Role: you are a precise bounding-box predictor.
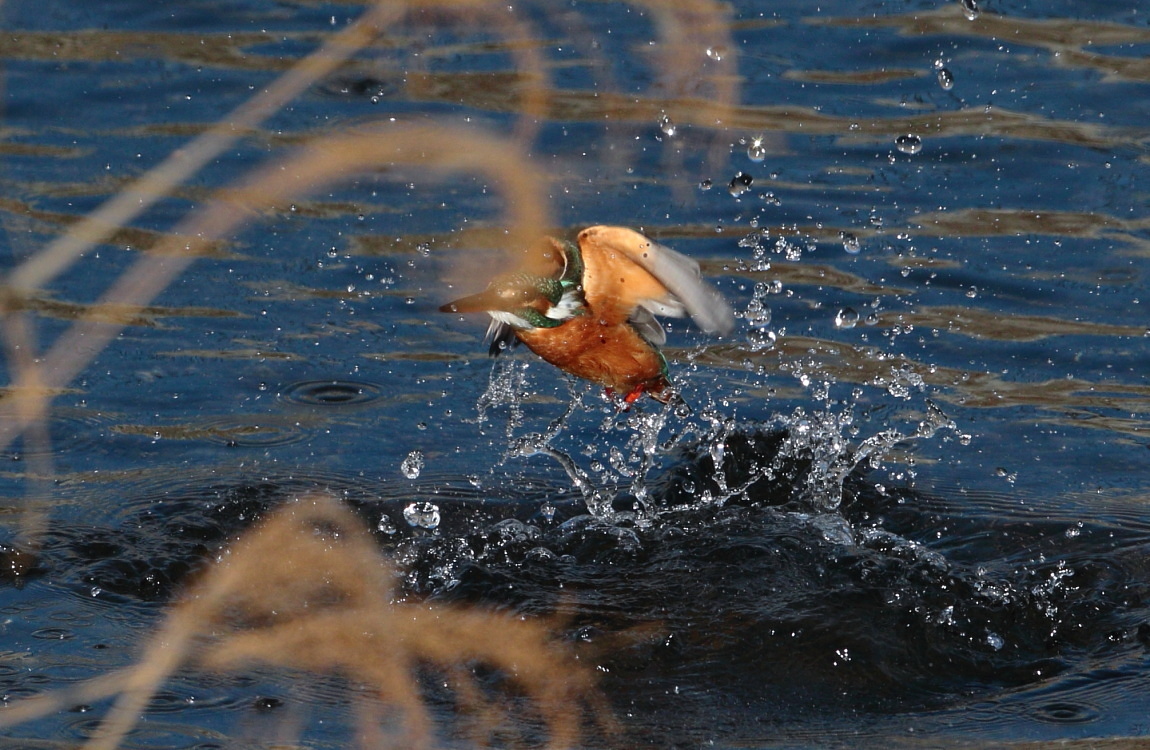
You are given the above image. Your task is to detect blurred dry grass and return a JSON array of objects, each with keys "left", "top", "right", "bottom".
[
  {"left": 0, "top": 0, "right": 741, "bottom": 744},
  {"left": 0, "top": 494, "right": 608, "bottom": 748}
]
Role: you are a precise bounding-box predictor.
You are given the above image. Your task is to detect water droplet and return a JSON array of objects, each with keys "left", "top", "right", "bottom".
[
  {"left": 402, "top": 501, "right": 440, "bottom": 530},
  {"left": 895, "top": 134, "right": 923, "bottom": 155},
  {"left": 747, "top": 329, "right": 777, "bottom": 352},
  {"left": 966, "top": 285, "right": 979, "bottom": 298},
  {"left": 835, "top": 308, "right": 860, "bottom": 329},
  {"left": 540, "top": 502, "right": 557, "bottom": 522},
  {"left": 698, "top": 178, "right": 713, "bottom": 191},
  {"left": 745, "top": 297, "right": 772, "bottom": 327},
  {"left": 658, "top": 112, "right": 676, "bottom": 137},
  {"left": 400, "top": 449, "right": 425, "bottom": 479},
  {"left": 377, "top": 516, "right": 398, "bottom": 535},
  {"left": 705, "top": 45, "right": 727, "bottom": 62},
  {"left": 840, "top": 231, "right": 861, "bottom": 254},
  {"left": 961, "top": 0, "right": 980, "bottom": 21},
  {"left": 936, "top": 66, "right": 955, "bottom": 90},
  {"left": 746, "top": 136, "right": 767, "bottom": 162},
  {"left": 986, "top": 632, "right": 1004, "bottom": 650},
  {"left": 728, "top": 171, "right": 753, "bottom": 197}
]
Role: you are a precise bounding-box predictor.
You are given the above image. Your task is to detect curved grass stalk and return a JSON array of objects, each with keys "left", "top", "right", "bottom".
[
  {"left": 0, "top": 494, "right": 602, "bottom": 749},
  {"left": 0, "top": 120, "right": 551, "bottom": 457}
]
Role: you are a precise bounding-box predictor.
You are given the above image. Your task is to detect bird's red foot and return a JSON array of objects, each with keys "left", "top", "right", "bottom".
[
  {"left": 602, "top": 386, "right": 642, "bottom": 410},
  {"left": 605, "top": 381, "right": 672, "bottom": 408}
]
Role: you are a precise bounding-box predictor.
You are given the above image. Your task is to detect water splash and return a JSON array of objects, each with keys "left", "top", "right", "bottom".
[
  {"left": 461, "top": 223, "right": 957, "bottom": 538},
  {"left": 476, "top": 360, "right": 954, "bottom": 526},
  {"left": 738, "top": 227, "right": 811, "bottom": 270},
  {"left": 403, "top": 500, "right": 441, "bottom": 530},
  {"left": 744, "top": 281, "right": 776, "bottom": 352},
  {"left": 400, "top": 450, "right": 425, "bottom": 479}
]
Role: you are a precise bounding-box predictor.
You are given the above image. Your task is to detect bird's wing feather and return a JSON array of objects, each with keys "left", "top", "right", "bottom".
[
  {"left": 484, "top": 318, "right": 519, "bottom": 356},
  {"left": 577, "top": 225, "right": 735, "bottom": 335},
  {"left": 629, "top": 307, "right": 667, "bottom": 346}
]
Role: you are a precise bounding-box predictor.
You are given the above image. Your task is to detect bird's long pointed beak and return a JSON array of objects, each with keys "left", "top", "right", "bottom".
[{"left": 438, "top": 288, "right": 500, "bottom": 314}]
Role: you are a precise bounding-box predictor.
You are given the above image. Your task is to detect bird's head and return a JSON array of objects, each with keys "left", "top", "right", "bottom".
[{"left": 439, "top": 272, "right": 584, "bottom": 330}]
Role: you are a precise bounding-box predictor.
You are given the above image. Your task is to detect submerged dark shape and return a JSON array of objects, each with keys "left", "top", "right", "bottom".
[{"left": 441, "top": 226, "right": 735, "bottom": 404}]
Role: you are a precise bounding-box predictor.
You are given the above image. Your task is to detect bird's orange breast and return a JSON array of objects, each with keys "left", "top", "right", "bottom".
[{"left": 516, "top": 316, "right": 667, "bottom": 396}]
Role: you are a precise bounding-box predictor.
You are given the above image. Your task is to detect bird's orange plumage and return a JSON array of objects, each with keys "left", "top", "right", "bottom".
[
  {"left": 441, "top": 225, "right": 734, "bottom": 403},
  {"left": 515, "top": 313, "right": 670, "bottom": 399}
]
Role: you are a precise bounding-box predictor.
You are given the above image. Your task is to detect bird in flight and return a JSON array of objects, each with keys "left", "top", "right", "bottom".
[{"left": 440, "top": 225, "right": 734, "bottom": 403}]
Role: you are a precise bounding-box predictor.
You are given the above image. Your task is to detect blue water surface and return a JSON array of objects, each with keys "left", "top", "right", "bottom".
[{"left": 1, "top": 0, "right": 1149, "bottom": 747}]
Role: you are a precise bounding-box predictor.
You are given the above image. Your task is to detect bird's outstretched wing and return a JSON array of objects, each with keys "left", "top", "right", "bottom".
[{"left": 576, "top": 225, "right": 735, "bottom": 336}]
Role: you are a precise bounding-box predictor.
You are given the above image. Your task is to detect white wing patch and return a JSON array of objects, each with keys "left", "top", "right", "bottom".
[
  {"left": 546, "top": 288, "right": 585, "bottom": 321},
  {"left": 487, "top": 310, "right": 533, "bottom": 330}
]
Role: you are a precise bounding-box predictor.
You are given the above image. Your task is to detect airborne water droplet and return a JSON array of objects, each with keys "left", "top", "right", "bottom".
[
  {"left": 747, "top": 328, "right": 777, "bottom": 352},
  {"left": 936, "top": 66, "right": 955, "bottom": 90},
  {"left": 835, "top": 308, "right": 860, "bottom": 329},
  {"left": 403, "top": 501, "right": 440, "bottom": 530},
  {"left": 746, "top": 136, "right": 767, "bottom": 162},
  {"left": 400, "top": 449, "right": 424, "bottom": 479},
  {"left": 745, "top": 298, "right": 772, "bottom": 327},
  {"left": 840, "top": 232, "right": 861, "bottom": 254},
  {"left": 728, "top": 171, "right": 753, "bottom": 197},
  {"left": 961, "top": 0, "right": 980, "bottom": 21},
  {"left": 705, "top": 45, "right": 727, "bottom": 61},
  {"left": 658, "top": 112, "right": 677, "bottom": 137},
  {"left": 895, "top": 134, "right": 923, "bottom": 155}
]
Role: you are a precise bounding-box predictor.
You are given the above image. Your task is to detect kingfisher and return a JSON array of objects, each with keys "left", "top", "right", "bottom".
[{"left": 440, "top": 225, "right": 735, "bottom": 403}]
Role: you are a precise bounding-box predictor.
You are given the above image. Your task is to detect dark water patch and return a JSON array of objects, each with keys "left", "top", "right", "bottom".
[
  {"left": 363, "top": 429, "right": 1150, "bottom": 725},
  {"left": 1032, "top": 700, "right": 1101, "bottom": 725},
  {"left": 318, "top": 70, "right": 404, "bottom": 101},
  {"left": 280, "top": 379, "right": 384, "bottom": 407},
  {"left": 1, "top": 467, "right": 572, "bottom": 604}
]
